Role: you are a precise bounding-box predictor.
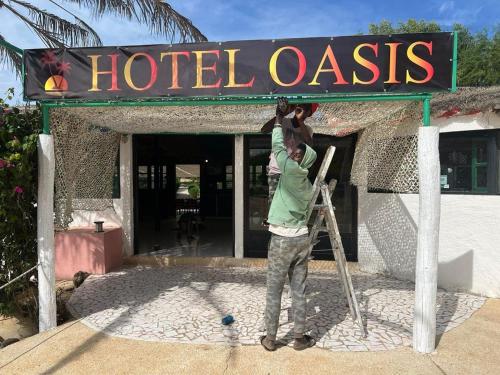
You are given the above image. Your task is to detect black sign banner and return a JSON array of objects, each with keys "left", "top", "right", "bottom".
[{"left": 24, "top": 33, "right": 454, "bottom": 100}]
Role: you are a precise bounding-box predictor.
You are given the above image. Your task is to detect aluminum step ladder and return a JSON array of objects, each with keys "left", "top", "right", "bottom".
[{"left": 307, "top": 146, "right": 366, "bottom": 337}]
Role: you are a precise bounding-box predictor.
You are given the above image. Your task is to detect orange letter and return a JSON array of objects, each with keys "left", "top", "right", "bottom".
[
  {"left": 309, "top": 45, "right": 348, "bottom": 85},
  {"left": 124, "top": 53, "right": 158, "bottom": 91},
  {"left": 352, "top": 43, "right": 380, "bottom": 85},
  {"left": 192, "top": 50, "right": 222, "bottom": 89},
  {"left": 406, "top": 41, "right": 434, "bottom": 84},
  {"left": 384, "top": 42, "right": 402, "bottom": 84},
  {"left": 88, "top": 54, "right": 119, "bottom": 91},
  {"left": 160, "top": 51, "right": 190, "bottom": 89},
  {"left": 269, "top": 46, "right": 306, "bottom": 87},
  {"left": 224, "top": 49, "right": 255, "bottom": 88}
]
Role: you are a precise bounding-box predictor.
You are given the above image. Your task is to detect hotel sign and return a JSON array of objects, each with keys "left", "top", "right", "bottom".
[{"left": 24, "top": 33, "right": 454, "bottom": 100}]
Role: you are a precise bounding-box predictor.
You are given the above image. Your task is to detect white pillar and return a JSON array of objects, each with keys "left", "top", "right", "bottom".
[
  {"left": 234, "top": 135, "right": 244, "bottom": 258},
  {"left": 37, "top": 134, "right": 57, "bottom": 332},
  {"left": 413, "top": 125, "right": 441, "bottom": 353},
  {"left": 120, "top": 135, "right": 134, "bottom": 256}
]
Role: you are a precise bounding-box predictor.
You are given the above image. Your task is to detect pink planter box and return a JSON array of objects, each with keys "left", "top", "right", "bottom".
[{"left": 55, "top": 227, "right": 123, "bottom": 280}]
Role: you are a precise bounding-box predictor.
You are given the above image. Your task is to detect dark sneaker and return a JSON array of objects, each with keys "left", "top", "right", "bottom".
[
  {"left": 260, "top": 335, "right": 277, "bottom": 351},
  {"left": 293, "top": 335, "right": 316, "bottom": 351}
]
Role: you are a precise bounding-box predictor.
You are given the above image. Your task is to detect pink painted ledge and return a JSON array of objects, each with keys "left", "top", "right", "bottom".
[{"left": 55, "top": 227, "right": 123, "bottom": 280}]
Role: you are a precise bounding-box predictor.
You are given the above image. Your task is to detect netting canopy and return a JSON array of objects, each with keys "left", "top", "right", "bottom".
[{"left": 49, "top": 87, "right": 500, "bottom": 228}]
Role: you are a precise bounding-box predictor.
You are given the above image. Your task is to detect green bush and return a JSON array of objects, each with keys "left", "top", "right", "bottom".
[
  {"left": 187, "top": 181, "right": 200, "bottom": 199},
  {"left": 0, "top": 89, "right": 41, "bottom": 317}
]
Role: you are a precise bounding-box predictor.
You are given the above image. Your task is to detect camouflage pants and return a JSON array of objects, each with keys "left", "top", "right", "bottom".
[{"left": 265, "top": 234, "right": 310, "bottom": 337}]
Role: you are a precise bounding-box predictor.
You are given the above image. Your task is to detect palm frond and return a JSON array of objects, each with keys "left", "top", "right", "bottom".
[
  {"left": 0, "top": 34, "right": 22, "bottom": 77},
  {"left": 6, "top": 0, "right": 102, "bottom": 47},
  {"left": 48, "top": 0, "right": 103, "bottom": 46},
  {"left": 61, "top": 0, "right": 207, "bottom": 43}
]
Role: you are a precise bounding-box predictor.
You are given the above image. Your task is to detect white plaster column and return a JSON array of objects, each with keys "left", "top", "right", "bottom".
[
  {"left": 120, "top": 134, "right": 134, "bottom": 256},
  {"left": 37, "top": 134, "right": 57, "bottom": 332},
  {"left": 413, "top": 125, "right": 441, "bottom": 353},
  {"left": 234, "top": 135, "right": 245, "bottom": 258}
]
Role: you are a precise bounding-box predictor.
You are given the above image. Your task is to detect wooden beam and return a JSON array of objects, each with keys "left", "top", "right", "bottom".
[
  {"left": 413, "top": 125, "right": 441, "bottom": 353},
  {"left": 37, "top": 134, "right": 57, "bottom": 331}
]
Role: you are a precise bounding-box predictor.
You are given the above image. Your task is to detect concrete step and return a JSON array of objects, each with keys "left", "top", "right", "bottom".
[{"left": 123, "top": 255, "right": 360, "bottom": 272}]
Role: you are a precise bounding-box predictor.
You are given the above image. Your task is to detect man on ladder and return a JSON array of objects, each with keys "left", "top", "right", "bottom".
[{"left": 260, "top": 97, "right": 318, "bottom": 351}]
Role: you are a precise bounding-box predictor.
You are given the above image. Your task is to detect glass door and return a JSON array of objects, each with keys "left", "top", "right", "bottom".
[
  {"left": 244, "top": 139, "right": 271, "bottom": 257},
  {"left": 244, "top": 134, "right": 358, "bottom": 261}
]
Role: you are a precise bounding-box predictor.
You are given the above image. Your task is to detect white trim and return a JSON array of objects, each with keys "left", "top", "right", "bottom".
[{"left": 234, "top": 135, "right": 244, "bottom": 258}]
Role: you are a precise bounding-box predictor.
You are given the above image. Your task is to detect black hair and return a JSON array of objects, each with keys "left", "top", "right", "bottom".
[{"left": 297, "top": 143, "right": 307, "bottom": 153}]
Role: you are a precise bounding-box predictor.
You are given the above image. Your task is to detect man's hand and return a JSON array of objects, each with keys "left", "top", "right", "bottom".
[
  {"left": 295, "top": 106, "right": 307, "bottom": 122},
  {"left": 275, "top": 97, "right": 296, "bottom": 126},
  {"left": 276, "top": 97, "right": 289, "bottom": 117}
]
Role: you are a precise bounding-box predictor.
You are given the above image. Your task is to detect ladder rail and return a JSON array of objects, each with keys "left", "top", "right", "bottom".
[
  {"left": 308, "top": 180, "right": 337, "bottom": 255},
  {"left": 305, "top": 146, "right": 336, "bottom": 223},
  {"left": 320, "top": 186, "right": 356, "bottom": 319},
  {"left": 305, "top": 148, "right": 367, "bottom": 337},
  {"left": 321, "top": 185, "right": 366, "bottom": 336}
]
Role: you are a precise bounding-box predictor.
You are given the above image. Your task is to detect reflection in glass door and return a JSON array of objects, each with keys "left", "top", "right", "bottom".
[
  {"left": 244, "top": 134, "right": 358, "bottom": 261},
  {"left": 245, "top": 145, "right": 271, "bottom": 256}
]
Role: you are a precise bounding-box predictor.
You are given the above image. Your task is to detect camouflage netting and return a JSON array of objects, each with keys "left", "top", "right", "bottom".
[
  {"left": 50, "top": 87, "right": 500, "bottom": 228},
  {"left": 51, "top": 109, "right": 121, "bottom": 229}
]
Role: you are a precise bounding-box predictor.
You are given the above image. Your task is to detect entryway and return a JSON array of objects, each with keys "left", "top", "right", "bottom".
[{"left": 133, "top": 134, "right": 234, "bottom": 257}]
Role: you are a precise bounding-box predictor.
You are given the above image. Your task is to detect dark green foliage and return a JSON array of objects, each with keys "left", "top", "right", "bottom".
[
  {"left": 0, "top": 88, "right": 41, "bottom": 316},
  {"left": 187, "top": 181, "right": 200, "bottom": 199}
]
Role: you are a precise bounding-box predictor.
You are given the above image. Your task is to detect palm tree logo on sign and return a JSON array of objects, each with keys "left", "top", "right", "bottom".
[{"left": 40, "top": 51, "right": 71, "bottom": 96}]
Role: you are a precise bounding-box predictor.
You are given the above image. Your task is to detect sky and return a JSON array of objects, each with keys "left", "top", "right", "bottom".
[{"left": 1, "top": 0, "right": 498, "bottom": 104}]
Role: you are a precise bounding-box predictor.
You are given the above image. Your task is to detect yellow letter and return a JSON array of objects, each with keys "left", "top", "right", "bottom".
[
  {"left": 406, "top": 41, "right": 434, "bottom": 84},
  {"left": 352, "top": 43, "right": 380, "bottom": 85},
  {"left": 269, "top": 46, "right": 306, "bottom": 87},
  {"left": 224, "top": 49, "right": 255, "bottom": 88},
  {"left": 309, "top": 45, "right": 348, "bottom": 85},
  {"left": 88, "top": 54, "right": 119, "bottom": 92},
  {"left": 160, "top": 51, "right": 190, "bottom": 89},
  {"left": 124, "top": 53, "right": 158, "bottom": 91},
  {"left": 192, "top": 50, "right": 222, "bottom": 89},
  {"left": 384, "top": 42, "right": 402, "bottom": 84}
]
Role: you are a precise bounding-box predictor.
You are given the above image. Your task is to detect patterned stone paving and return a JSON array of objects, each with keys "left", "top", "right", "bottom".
[{"left": 67, "top": 266, "right": 486, "bottom": 352}]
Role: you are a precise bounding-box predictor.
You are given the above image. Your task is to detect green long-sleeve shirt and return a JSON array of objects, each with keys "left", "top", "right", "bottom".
[{"left": 267, "top": 126, "right": 317, "bottom": 229}]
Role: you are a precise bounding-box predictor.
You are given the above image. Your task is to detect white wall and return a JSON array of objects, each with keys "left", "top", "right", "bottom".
[
  {"left": 358, "top": 191, "right": 500, "bottom": 297},
  {"left": 358, "top": 112, "right": 500, "bottom": 297}
]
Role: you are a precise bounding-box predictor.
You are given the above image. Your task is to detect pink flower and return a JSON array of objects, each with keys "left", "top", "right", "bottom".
[
  {"left": 0, "top": 159, "right": 6, "bottom": 168},
  {"left": 14, "top": 186, "right": 23, "bottom": 194}
]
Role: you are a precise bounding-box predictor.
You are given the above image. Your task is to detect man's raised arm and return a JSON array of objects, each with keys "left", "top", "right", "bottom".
[{"left": 272, "top": 98, "right": 296, "bottom": 172}]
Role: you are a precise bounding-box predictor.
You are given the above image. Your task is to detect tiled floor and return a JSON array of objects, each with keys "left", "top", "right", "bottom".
[
  {"left": 68, "top": 266, "right": 486, "bottom": 352},
  {"left": 136, "top": 218, "right": 233, "bottom": 257}
]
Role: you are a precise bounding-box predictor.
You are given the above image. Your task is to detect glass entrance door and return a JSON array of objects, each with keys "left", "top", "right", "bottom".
[{"left": 244, "top": 134, "right": 358, "bottom": 261}]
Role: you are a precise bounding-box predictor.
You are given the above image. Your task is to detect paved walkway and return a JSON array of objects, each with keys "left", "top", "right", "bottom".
[{"left": 67, "top": 266, "right": 484, "bottom": 351}]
